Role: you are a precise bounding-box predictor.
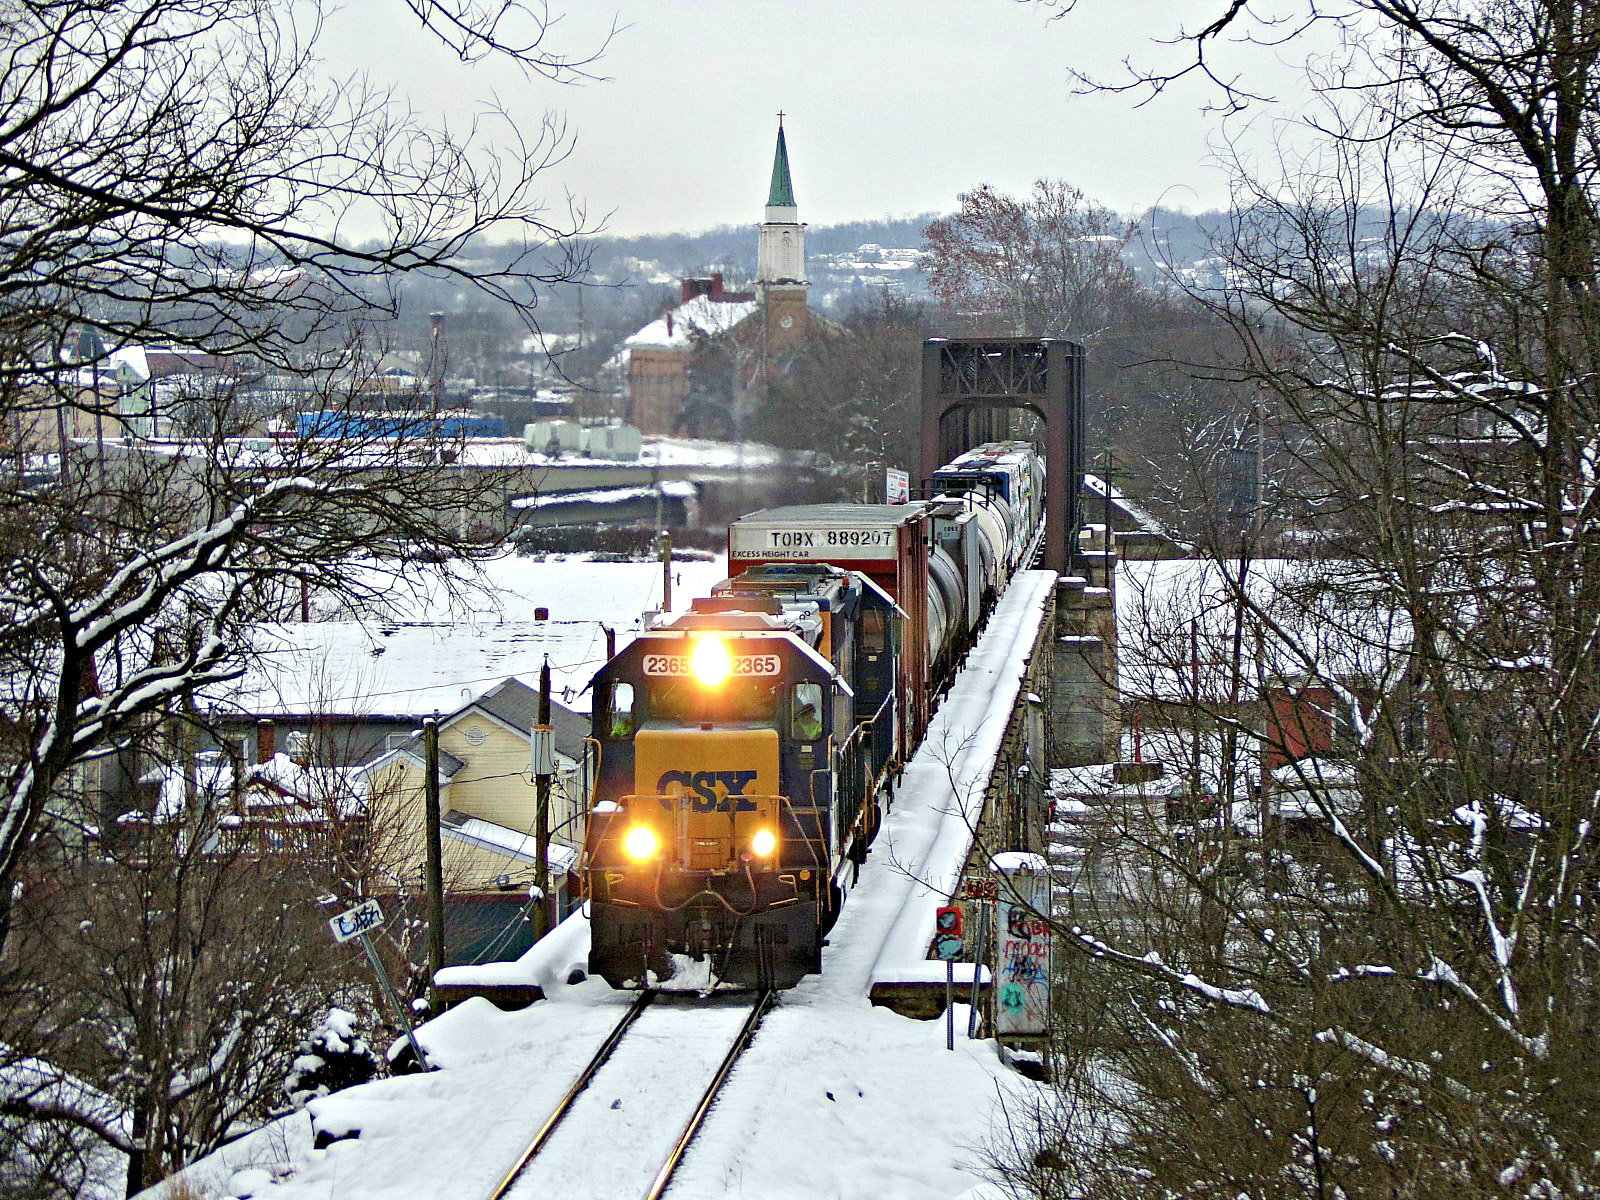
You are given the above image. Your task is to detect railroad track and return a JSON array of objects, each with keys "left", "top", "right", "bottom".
[{"left": 486, "top": 990, "right": 776, "bottom": 1200}]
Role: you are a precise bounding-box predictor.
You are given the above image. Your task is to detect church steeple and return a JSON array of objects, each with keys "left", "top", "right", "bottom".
[
  {"left": 757, "top": 116, "right": 805, "bottom": 289},
  {"left": 767, "top": 120, "right": 796, "bottom": 209}
]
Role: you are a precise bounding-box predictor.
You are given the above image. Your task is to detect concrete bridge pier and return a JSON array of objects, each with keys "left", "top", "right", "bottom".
[{"left": 1050, "top": 563, "right": 1119, "bottom": 768}]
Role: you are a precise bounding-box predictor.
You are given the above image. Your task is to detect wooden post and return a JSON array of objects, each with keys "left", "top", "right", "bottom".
[
  {"left": 1190, "top": 620, "right": 1202, "bottom": 796},
  {"left": 422, "top": 716, "right": 445, "bottom": 1005},
  {"left": 534, "top": 658, "right": 553, "bottom": 939},
  {"left": 661, "top": 531, "right": 673, "bottom": 613}
]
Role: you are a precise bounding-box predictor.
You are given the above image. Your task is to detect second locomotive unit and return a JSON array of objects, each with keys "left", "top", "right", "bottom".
[{"left": 580, "top": 442, "right": 1044, "bottom": 989}]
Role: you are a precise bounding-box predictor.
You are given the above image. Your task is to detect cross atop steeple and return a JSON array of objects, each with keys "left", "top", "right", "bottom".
[{"left": 777, "top": 109, "right": 785, "bottom": 127}]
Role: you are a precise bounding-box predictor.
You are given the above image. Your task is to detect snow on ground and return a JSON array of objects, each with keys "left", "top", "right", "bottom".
[
  {"left": 666, "top": 999, "right": 1032, "bottom": 1200},
  {"left": 149, "top": 567, "right": 1058, "bottom": 1200},
  {"left": 126, "top": 434, "right": 784, "bottom": 475},
  {"left": 151, "top": 973, "right": 1035, "bottom": 1200},
  {"left": 1117, "top": 557, "right": 1410, "bottom": 704},
  {"left": 363, "top": 551, "right": 730, "bottom": 631}
]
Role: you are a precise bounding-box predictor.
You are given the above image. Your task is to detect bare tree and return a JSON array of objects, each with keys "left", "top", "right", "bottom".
[
  {"left": 752, "top": 290, "right": 934, "bottom": 492},
  {"left": 921, "top": 179, "right": 1139, "bottom": 341},
  {"left": 920, "top": 180, "right": 1249, "bottom": 477},
  {"left": 991, "top": 3, "right": 1600, "bottom": 1196},
  {"left": 0, "top": 0, "right": 604, "bottom": 947},
  {"left": 5, "top": 747, "right": 348, "bottom": 1195}
]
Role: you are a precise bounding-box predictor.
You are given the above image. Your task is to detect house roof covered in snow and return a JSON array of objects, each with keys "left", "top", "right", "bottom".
[
  {"left": 243, "top": 752, "right": 368, "bottom": 817},
  {"left": 1117, "top": 557, "right": 1411, "bottom": 705},
  {"left": 622, "top": 294, "right": 760, "bottom": 352},
  {"left": 107, "top": 345, "right": 229, "bottom": 382},
  {"left": 440, "top": 814, "right": 579, "bottom": 873},
  {"left": 215, "top": 623, "right": 608, "bottom": 720}
]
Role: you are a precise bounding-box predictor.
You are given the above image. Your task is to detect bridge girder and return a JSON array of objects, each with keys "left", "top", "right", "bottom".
[{"left": 919, "top": 337, "right": 1086, "bottom": 575}]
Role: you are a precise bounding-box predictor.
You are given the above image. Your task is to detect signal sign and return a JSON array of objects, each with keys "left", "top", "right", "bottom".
[
  {"left": 933, "top": 904, "right": 964, "bottom": 960},
  {"left": 936, "top": 905, "right": 963, "bottom": 938}
]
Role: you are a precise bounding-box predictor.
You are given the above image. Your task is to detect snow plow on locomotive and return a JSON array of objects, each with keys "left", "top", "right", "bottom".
[{"left": 578, "top": 443, "right": 1045, "bottom": 990}]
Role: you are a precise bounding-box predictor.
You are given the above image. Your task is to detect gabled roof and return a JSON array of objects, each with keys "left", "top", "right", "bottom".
[
  {"left": 107, "top": 345, "right": 229, "bottom": 382},
  {"left": 354, "top": 740, "right": 466, "bottom": 785},
  {"left": 216, "top": 622, "right": 605, "bottom": 721},
  {"left": 468, "top": 676, "right": 589, "bottom": 755}
]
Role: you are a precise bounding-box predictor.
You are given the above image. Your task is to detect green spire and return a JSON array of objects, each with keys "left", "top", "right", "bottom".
[{"left": 767, "top": 122, "right": 796, "bottom": 208}]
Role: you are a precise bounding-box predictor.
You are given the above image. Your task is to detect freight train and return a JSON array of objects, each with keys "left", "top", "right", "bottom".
[{"left": 579, "top": 442, "right": 1046, "bottom": 989}]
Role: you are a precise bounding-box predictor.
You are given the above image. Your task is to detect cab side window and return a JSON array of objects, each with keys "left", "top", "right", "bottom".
[
  {"left": 790, "top": 682, "right": 823, "bottom": 742},
  {"left": 860, "top": 609, "right": 887, "bottom": 656},
  {"left": 605, "top": 682, "right": 635, "bottom": 739}
]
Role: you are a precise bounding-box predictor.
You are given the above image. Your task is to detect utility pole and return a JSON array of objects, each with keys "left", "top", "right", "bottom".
[
  {"left": 422, "top": 715, "right": 445, "bottom": 1007},
  {"left": 534, "top": 657, "right": 553, "bottom": 940},
  {"left": 661, "top": 531, "right": 673, "bottom": 613},
  {"left": 1103, "top": 449, "right": 1113, "bottom": 589}
]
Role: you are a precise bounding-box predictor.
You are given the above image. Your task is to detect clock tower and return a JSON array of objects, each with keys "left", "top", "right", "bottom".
[{"left": 757, "top": 116, "right": 808, "bottom": 354}]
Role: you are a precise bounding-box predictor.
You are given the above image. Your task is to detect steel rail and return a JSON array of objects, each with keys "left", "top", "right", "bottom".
[
  {"left": 641, "top": 989, "right": 777, "bottom": 1200},
  {"left": 485, "top": 989, "right": 656, "bottom": 1200}
]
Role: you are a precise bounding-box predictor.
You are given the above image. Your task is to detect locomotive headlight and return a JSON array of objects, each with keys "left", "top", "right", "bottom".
[
  {"left": 690, "top": 635, "right": 732, "bottom": 687},
  {"left": 750, "top": 827, "right": 777, "bottom": 858},
  {"left": 623, "top": 825, "right": 659, "bottom": 861}
]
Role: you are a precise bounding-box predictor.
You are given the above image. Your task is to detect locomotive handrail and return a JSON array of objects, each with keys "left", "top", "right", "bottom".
[{"left": 582, "top": 737, "right": 602, "bottom": 807}]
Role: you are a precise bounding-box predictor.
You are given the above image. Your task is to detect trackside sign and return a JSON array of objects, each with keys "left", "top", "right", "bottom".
[{"left": 327, "top": 897, "right": 383, "bottom": 944}]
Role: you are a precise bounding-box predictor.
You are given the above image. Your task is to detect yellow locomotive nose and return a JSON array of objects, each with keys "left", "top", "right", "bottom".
[{"left": 624, "top": 825, "right": 659, "bottom": 861}]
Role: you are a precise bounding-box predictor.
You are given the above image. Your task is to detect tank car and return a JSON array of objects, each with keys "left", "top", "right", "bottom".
[{"left": 930, "top": 440, "right": 1045, "bottom": 575}]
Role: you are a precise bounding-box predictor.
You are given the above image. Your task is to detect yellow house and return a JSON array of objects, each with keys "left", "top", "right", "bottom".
[{"left": 350, "top": 677, "right": 589, "bottom": 905}]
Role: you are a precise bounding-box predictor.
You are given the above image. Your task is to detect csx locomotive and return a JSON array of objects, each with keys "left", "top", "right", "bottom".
[{"left": 580, "top": 442, "right": 1045, "bottom": 989}]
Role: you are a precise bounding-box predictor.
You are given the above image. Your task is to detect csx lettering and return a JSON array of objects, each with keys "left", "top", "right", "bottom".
[{"left": 655, "top": 769, "right": 758, "bottom": 813}]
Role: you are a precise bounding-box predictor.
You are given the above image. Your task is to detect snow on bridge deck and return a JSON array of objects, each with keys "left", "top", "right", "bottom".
[{"left": 817, "top": 569, "right": 1056, "bottom": 998}]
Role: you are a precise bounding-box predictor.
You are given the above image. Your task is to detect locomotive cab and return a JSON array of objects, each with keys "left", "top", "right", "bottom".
[{"left": 583, "top": 608, "right": 855, "bottom": 990}]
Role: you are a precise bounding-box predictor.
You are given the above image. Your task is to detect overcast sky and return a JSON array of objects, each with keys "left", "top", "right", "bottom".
[{"left": 322, "top": 1, "right": 1315, "bottom": 239}]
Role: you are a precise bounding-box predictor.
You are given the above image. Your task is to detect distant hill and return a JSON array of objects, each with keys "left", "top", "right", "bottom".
[{"left": 385, "top": 206, "right": 1254, "bottom": 372}]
